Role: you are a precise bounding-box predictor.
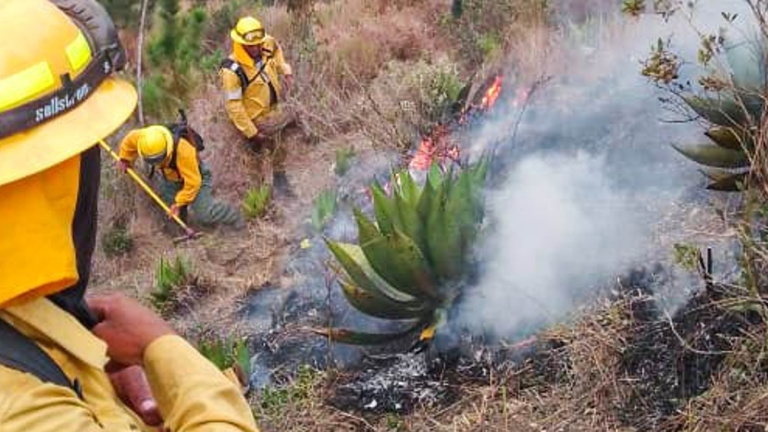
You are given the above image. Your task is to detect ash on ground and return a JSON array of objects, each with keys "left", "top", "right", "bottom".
[{"left": 329, "top": 352, "right": 449, "bottom": 414}]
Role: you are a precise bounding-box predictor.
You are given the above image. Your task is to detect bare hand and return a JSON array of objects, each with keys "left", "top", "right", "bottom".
[
  {"left": 283, "top": 74, "right": 294, "bottom": 96},
  {"left": 117, "top": 160, "right": 130, "bottom": 174},
  {"left": 88, "top": 293, "right": 176, "bottom": 366},
  {"left": 169, "top": 204, "right": 181, "bottom": 219},
  {"left": 109, "top": 365, "right": 163, "bottom": 426}
]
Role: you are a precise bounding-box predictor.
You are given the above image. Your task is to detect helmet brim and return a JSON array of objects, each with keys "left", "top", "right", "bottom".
[
  {"left": 0, "top": 77, "right": 137, "bottom": 186},
  {"left": 230, "top": 29, "right": 264, "bottom": 46}
]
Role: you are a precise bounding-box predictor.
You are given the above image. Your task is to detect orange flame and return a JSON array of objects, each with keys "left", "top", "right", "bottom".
[
  {"left": 479, "top": 76, "right": 503, "bottom": 111},
  {"left": 408, "top": 125, "right": 460, "bottom": 172}
]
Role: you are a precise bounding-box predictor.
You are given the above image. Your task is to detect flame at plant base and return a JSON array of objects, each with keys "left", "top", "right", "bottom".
[
  {"left": 479, "top": 75, "right": 503, "bottom": 111},
  {"left": 313, "top": 158, "right": 490, "bottom": 345},
  {"left": 672, "top": 39, "right": 765, "bottom": 191}
]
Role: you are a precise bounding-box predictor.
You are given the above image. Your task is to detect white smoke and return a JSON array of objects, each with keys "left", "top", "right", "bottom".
[
  {"left": 454, "top": 0, "right": 754, "bottom": 340},
  {"left": 458, "top": 152, "right": 645, "bottom": 337}
]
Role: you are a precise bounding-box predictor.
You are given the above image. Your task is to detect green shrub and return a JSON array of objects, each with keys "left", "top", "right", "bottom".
[
  {"left": 311, "top": 189, "right": 337, "bottom": 231},
  {"left": 334, "top": 147, "right": 356, "bottom": 177},
  {"left": 101, "top": 226, "right": 134, "bottom": 258},
  {"left": 100, "top": 0, "right": 144, "bottom": 28},
  {"left": 143, "top": 0, "right": 208, "bottom": 119},
  {"left": 151, "top": 255, "right": 191, "bottom": 313},
  {"left": 243, "top": 185, "right": 272, "bottom": 219},
  {"left": 198, "top": 336, "right": 252, "bottom": 378},
  {"left": 259, "top": 365, "right": 321, "bottom": 416},
  {"left": 406, "top": 58, "right": 464, "bottom": 127},
  {"left": 478, "top": 33, "right": 502, "bottom": 59}
]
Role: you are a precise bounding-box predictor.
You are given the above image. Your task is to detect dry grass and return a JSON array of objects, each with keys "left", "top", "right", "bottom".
[{"left": 91, "top": 2, "right": 768, "bottom": 431}]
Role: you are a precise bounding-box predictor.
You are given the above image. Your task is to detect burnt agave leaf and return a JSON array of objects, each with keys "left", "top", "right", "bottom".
[
  {"left": 707, "top": 175, "right": 747, "bottom": 191},
  {"left": 705, "top": 126, "right": 752, "bottom": 151},
  {"left": 682, "top": 95, "right": 748, "bottom": 127},
  {"left": 310, "top": 320, "right": 429, "bottom": 345},
  {"left": 672, "top": 143, "right": 750, "bottom": 169}
]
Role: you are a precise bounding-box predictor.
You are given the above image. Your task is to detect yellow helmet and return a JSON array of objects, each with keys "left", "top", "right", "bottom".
[
  {"left": 231, "top": 16, "right": 266, "bottom": 46},
  {"left": 137, "top": 125, "right": 173, "bottom": 164},
  {"left": 0, "top": 0, "right": 137, "bottom": 187}
]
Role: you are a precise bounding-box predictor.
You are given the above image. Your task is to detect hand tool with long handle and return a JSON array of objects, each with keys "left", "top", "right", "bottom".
[{"left": 98, "top": 139, "right": 199, "bottom": 242}]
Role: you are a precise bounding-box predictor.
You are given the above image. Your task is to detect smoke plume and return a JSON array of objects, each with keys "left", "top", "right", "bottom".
[{"left": 455, "top": 0, "right": 752, "bottom": 340}]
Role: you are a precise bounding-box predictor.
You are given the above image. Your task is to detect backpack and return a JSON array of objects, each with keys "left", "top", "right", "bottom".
[
  {"left": 165, "top": 109, "right": 205, "bottom": 174},
  {"left": 220, "top": 58, "right": 278, "bottom": 106},
  {"left": 0, "top": 317, "right": 83, "bottom": 399}
]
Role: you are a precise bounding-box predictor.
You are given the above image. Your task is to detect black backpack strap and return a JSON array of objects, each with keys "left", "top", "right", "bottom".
[
  {"left": 168, "top": 125, "right": 182, "bottom": 174},
  {"left": 221, "top": 58, "right": 250, "bottom": 91},
  {"left": 0, "top": 317, "right": 83, "bottom": 399}
]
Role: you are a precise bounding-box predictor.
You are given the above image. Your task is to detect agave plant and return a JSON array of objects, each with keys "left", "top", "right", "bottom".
[
  {"left": 673, "top": 39, "right": 766, "bottom": 191},
  {"left": 314, "top": 159, "right": 489, "bottom": 345}
]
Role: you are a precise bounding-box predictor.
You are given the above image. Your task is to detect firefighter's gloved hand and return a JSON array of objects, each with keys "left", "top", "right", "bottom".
[
  {"left": 88, "top": 293, "right": 176, "bottom": 366},
  {"left": 108, "top": 364, "right": 163, "bottom": 427}
]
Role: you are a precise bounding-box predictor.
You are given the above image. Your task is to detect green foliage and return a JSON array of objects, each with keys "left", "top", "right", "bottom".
[
  {"left": 668, "top": 39, "right": 764, "bottom": 191},
  {"left": 451, "top": 0, "right": 464, "bottom": 19},
  {"left": 442, "top": 0, "right": 523, "bottom": 63},
  {"left": 143, "top": 0, "right": 209, "bottom": 119},
  {"left": 101, "top": 226, "right": 134, "bottom": 258},
  {"left": 385, "top": 413, "right": 405, "bottom": 431},
  {"left": 99, "top": 0, "right": 144, "bottom": 27},
  {"left": 207, "top": 0, "right": 258, "bottom": 41},
  {"left": 151, "top": 255, "right": 191, "bottom": 313},
  {"left": 311, "top": 189, "right": 338, "bottom": 231},
  {"left": 260, "top": 365, "right": 321, "bottom": 416},
  {"left": 478, "top": 33, "right": 502, "bottom": 59},
  {"left": 622, "top": 0, "right": 646, "bottom": 17},
  {"left": 243, "top": 185, "right": 272, "bottom": 220},
  {"left": 406, "top": 59, "right": 465, "bottom": 127},
  {"left": 198, "top": 336, "right": 252, "bottom": 378},
  {"left": 315, "top": 158, "right": 490, "bottom": 345},
  {"left": 673, "top": 243, "right": 700, "bottom": 272},
  {"left": 334, "top": 147, "right": 356, "bottom": 177},
  {"left": 642, "top": 38, "right": 680, "bottom": 84}
]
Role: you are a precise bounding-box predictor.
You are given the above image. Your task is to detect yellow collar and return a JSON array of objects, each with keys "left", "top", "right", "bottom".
[
  {"left": 0, "top": 298, "right": 108, "bottom": 369},
  {"left": 232, "top": 42, "right": 256, "bottom": 68}
]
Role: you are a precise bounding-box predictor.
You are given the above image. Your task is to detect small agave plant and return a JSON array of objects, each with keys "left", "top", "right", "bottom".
[
  {"left": 314, "top": 159, "right": 489, "bottom": 345},
  {"left": 673, "top": 38, "right": 766, "bottom": 191}
]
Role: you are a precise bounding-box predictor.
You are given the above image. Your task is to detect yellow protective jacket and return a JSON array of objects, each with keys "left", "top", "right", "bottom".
[
  {"left": 220, "top": 36, "right": 293, "bottom": 139},
  {"left": 0, "top": 298, "right": 259, "bottom": 431},
  {"left": 118, "top": 128, "right": 202, "bottom": 206}
]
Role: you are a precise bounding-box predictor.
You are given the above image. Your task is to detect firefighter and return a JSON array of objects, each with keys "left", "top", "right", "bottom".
[
  {"left": 220, "top": 16, "right": 296, "bottom": 196},
  {"left": 0, "top": 1, "right": 258, "bottom": 430},
  {"left": 118, "top": 125, "right": 244, "bottom": 229}
]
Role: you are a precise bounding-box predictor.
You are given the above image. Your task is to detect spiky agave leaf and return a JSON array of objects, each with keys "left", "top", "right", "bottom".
[
  {"left": 355, "top": 209, "right": 438, "bottom": 299},
  {"left": 430, "top": 173, "right": 472, "bottom": 281},
  {"left": 397, "top": 170, "right": 421, "bottom": 207},
  {"left": 339, "top": 278, "right": 430, "bottom": 320},
  {"left": 725, "top": 39, "right": 766, "bottom": 101},
  {"left": 698, "top": 167, "right": 749, "bottom": 191},
  {"left": 672, "top": 143, "right": 750, "bottom": 169},
  {"left": 394, "top": 192, "right": 427, "bottom": 256},
  {"left": 705, "top": 126, "right": 752, "bottom": 151},
  {"left": 428, "top": 163, "right": 445, "bottom": 188},
  {"left": 682, "top": 95, "right": 748, "bottom": 127},
  {"left": 325, "top": 240, "right": 420, "bottom": 303},
  {"left": 707, "top": 173, "right": 748, "bottom": 191},
  {"left": 371, "top": 182, "right": 399, "bottom": 236},
  {"left": 311, "top": 319, "right": 429, "bottom": 345}
]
